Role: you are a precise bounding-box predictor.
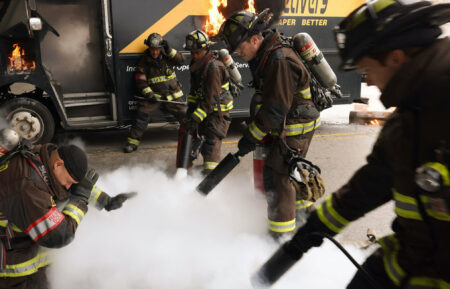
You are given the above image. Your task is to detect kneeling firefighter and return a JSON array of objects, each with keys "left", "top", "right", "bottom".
[
  {"left": 177, "top": 30, "right": 234, "bottom": 175},
  {"left": 218, "top": 9, "right": 326, "bottom": 239},
  {"left": 251, "top": 1, "right": 450, "bottom": 288},
  {"left": 0, "top": 128, "right": 135, "bottom": 288},
  {"left": 124, "top": 32, "right": 186, "bottom": 153}
]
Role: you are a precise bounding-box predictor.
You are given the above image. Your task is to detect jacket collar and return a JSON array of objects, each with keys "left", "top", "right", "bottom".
[{"left": 189, "top": 50, "right": 212, "bottom": 73}]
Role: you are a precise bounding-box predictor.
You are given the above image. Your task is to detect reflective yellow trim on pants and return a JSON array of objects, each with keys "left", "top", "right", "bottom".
[
  {"left": 249, "top": 121, "right": 266, "bottom": 141},
  {"left": 193, "top": 108, "right": 207, "bottom": 122},
  {"left": 268, "top": 219, "right": 296, "bottom": 233},
  {"left": 127, "top": 137, "right": 140, "bottom": 146},
  {"left": 379, "top": 234, "right": 405, "bottom": 286},
  {"left": 203, "top": 162, "right": 218, "bottom": 170},
  {"left": 316, "top": 195, "right": 349, "bottom": 233},
  {"left": 409, "top": 277, "right": 450, "bottom": 289},
  {"left": 0, "top": 252, "right": 50, "bottom": 277}
]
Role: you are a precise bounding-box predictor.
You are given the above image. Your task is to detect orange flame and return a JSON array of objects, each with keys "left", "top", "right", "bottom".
[
  {"left": 369, "top": 119, "right": 380, "bottom": 126},
  {"left": 247, "top": 0, "right": 256, "bottom": 13},
  {"left": 204, "top": 0, "right": 228, "bottom": 36},
  {"left": 11, "top": 43, "right": 23, "bottom": 57}
]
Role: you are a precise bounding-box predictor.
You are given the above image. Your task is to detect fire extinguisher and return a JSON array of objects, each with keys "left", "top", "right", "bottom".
[
  {"left": 253, "top": 137, "right": 272, "bottom": 195},
  {"left": 0, "top": 128, "right": 20, "bottom": 158}
]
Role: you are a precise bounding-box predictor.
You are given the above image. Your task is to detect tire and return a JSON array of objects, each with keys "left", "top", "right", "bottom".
[{"left": 2, "top": 97, "right": 55, "bottom": 144}]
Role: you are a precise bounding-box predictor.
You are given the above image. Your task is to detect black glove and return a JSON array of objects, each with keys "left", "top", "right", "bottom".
[
  {"left": 161, "top": 40, "right": 170, "bottom": 54},
  {"left": 284, "top": 213, "right": 325, "bottom": 259},
  {"left": 144, "top": 92, "right": 157, "bottom": 103},
  {"left": 104, "top": 192, "right": 137, "bottom": 211},
  {"left": 71, "top": 168, "right": 99, "bottom": 205},
  {"left": 237, "top": 134, "right": 256, "bottom": 156},
  {"left": 185, "top": 118, "right": 199, "bottom": 133}
]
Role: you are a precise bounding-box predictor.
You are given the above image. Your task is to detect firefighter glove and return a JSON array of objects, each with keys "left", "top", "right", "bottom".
[
  {"left": 71, "top": 168, "right": 99, "bottom": 205},
  {"left": 104, "top": 192, "right": 137, "bottom": 211},
  {"left": 237, "top": 133, "right": 256, "bottom": 156},
  {"left": 161, "top": 40, "right": 170, "bottom": 54},
  {"left": 285, "top": 214, "right": 324, "bottom": 259}
]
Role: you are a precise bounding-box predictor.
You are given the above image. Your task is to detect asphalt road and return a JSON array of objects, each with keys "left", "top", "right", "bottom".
[{"left": 59, "top": 120, "right": 395, "bottom": 245}]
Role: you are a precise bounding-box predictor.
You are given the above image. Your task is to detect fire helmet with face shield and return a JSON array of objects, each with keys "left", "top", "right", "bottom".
[
  {"left": 334, "top": 0, "right": 450, "bottom": 71},
  {"left": 144, "top": 33, "right": 163, "bottom": 48},
  {"left": 184, "top": 30, "right": 210, "bottom": 51},
  {"left": 218, "top": 8, "right": 272, "bottom": 53}
]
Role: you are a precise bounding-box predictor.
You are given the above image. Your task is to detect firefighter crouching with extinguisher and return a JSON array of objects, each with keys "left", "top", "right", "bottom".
[
  {"left": 0, "top": 129, "right": 135, "bottom": 289},
  {"left": 219, "top": 10, "right": 324, "bottom": 240},
  {"left": 251, "top": 1, "right": 450, "bottom": 288},
  {"left": 124, "top": 32, "right": 186, "bottom": 153},
  {"left": 180, "top": 30, "right": 233, "bottom": 175}
]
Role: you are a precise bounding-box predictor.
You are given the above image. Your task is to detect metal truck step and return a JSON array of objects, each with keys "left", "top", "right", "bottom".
[{"left": 63, "top": 92, "right": 111, "bottom": 108}]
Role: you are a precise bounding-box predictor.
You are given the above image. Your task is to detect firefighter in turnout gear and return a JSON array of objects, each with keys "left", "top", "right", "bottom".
[
  {"left": 220, "top": 10, "right": 321, "bottom": 239},
  {"left": 0, "top": 143, "right": 134, "bottom": 288},
  {"left": 183, "top": 30, "right": 233, "bottom": 175},
  {"left": 252, "top": 1, "right": 450, "bottom": 288},
  {"left": 124, "top": 32, "right": 186, "bottom": 153}
]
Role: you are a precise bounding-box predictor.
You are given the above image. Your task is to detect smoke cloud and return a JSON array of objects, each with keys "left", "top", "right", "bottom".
[{"left": 48, "top": 165, "right": 375, "bottom": 289}]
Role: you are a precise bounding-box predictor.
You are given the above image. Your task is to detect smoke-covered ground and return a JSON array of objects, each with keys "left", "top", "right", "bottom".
[{"left": 49, "top": 164, "right": 376, "bottom": 289}]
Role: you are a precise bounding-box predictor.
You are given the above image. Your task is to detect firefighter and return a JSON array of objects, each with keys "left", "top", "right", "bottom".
[
  {"left": 219, "top": 10, "right": 321, "bottom": 239},
  {"left": 0, "top": 143, "right": 134, "bottom": 288},
  {"left": 183, "top": 30, "right": 233, "bottom": 175},
  {"left": 124, "top": 32, "right": 186, "bottom": 153},
  {"left": 253, "top": 0, "right": 450, "bottom": 288}
]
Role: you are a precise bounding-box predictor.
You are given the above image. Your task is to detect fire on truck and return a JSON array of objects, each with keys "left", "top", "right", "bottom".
[{"left": 0, "top": 0, "right": 364, "bottom": 143}]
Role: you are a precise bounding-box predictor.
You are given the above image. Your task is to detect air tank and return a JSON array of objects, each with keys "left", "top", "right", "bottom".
[
  {"left": 0, "top": 128, "right": 20, "bottom": 158},
  {"left": 219, "top": 49, "right": 242, "bottom": 85},
  {"left": 293, "top": 33, "right": 337, "bottom": 89}
]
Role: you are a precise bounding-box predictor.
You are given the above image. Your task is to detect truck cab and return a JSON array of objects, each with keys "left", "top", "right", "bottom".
[{"left": 0, "top": 0, "right": 363, "bottom": 144}]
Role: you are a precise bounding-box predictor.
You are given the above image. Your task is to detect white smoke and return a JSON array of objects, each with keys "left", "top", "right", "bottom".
[{"left": 48, "top": 165, "right": 375, "bottom": 289}]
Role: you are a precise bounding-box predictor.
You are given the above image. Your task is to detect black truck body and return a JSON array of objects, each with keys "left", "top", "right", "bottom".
[{"left": 0, "top": 0, "right": 363, "bottom": 143}]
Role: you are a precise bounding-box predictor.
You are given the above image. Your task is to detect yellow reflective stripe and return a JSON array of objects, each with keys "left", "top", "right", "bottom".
[
  {"left": 0, "top": 220, "right": 22, "bottom": 232},
  {"left": 393, "top": 190, "right": 423, "bottom": 221},
  {"left": 142, "top": 87, "right": 152, "bottom": 95},
  {"left": 420, "top": 195, "right": 450, "bottom": 222},
  {"left": 295, "top": 87, "right": 311, "bottom": 99},
  {"left": 0, "top": 160, "right": 9, "bottom": 172},
  {"left": 214, "top": 101, "right": 234, "bottom": 112},
  {"left": 350, "top": 0, "right": 396, "bottom": 30},
  {"left": 168, "top": 48, "right": 177, "bottom": 58},
  {"left": 283, "top": 118, "right": 321, "bottom": 136},
  {"left": 296, "top": 200, "right": 314, "bottom": 210},
  {"left": 0, "top": 252, "right": 50, "bottom": 277},
  {"left": 379, "top": 235, "right": 406, "bottom": 286},
  {"left": 89, "top": 184, "right": 103, "bottom": 208},
  {"left": 268, "top": 219, "right": 296, "bottom": 233},
  {"left": 188, "top": 94, "right": 198, "bottom": 103},
  {"left": 148, "top": 73, "right": 176, "bottom": 84},
  {"left": 409, "top": 277, "right": 450, "bottom": 289},
  {"left": 193, "top": 108, "right": 207, "bottom": 121},
  {"left": 203, "top": 162, "right": 218, "bottom": 170},
  {"left": 249, "top": 121, "right": 266, "bottom": 141},
  {"left": 424, "top": 162, "right": 449, "bottom": 186},
  {"left": 316, "top": 195, "right": 349, "bottom": 233},
  {"left": 221, "top": 82, "right": 230, "bottom": 90},
  {"left": 127, "top": 137, "right": 140, "bottom": 146},
  {"left": 165, "top": 90, "right": 184, "bottom": 101},
  {"left": 62, "top": 203, "right": 85, "bottom": 225}
]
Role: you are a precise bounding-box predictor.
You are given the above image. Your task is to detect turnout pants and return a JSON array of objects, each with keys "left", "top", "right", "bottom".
[
  {"left": 0, "top": 267, "right": 48, "bottom": 289},
  {"left": 263, "top": 130, "right": 315, "bottom": 238},
  {"left": 198, "top": 111, "right": 231, "bottom": 174},
  {"left": 129, "top": 99, "right": 186, "bottom": 140}
]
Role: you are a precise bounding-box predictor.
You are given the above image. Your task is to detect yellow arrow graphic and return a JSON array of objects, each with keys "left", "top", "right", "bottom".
[{"left": 120, "top": 0, "right": 210, "bottom": 54}]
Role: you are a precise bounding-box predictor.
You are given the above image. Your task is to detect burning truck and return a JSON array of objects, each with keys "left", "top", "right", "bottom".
[{"left": 0, "top": 0, "right": 364, "bottom": 143}]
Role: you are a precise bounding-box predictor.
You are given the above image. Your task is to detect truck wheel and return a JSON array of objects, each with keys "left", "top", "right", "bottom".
[{"left": 2, "top": 98, "right": 55, "bottom": 144}]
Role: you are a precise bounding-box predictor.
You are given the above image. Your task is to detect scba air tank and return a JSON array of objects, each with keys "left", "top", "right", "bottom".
[
  {"left": 293, "top": 32, "right": 337, "bottom": 89},
  {"left": 219, "top": 49, "right": 242, "bottom": 85},
  {"left": 0, "top": 128, "right": 20, "bottom": 158}
]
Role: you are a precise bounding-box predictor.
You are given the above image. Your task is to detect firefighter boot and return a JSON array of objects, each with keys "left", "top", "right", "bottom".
[{"left": 123, "top": 138, "right": 140, "bottom": 153}]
